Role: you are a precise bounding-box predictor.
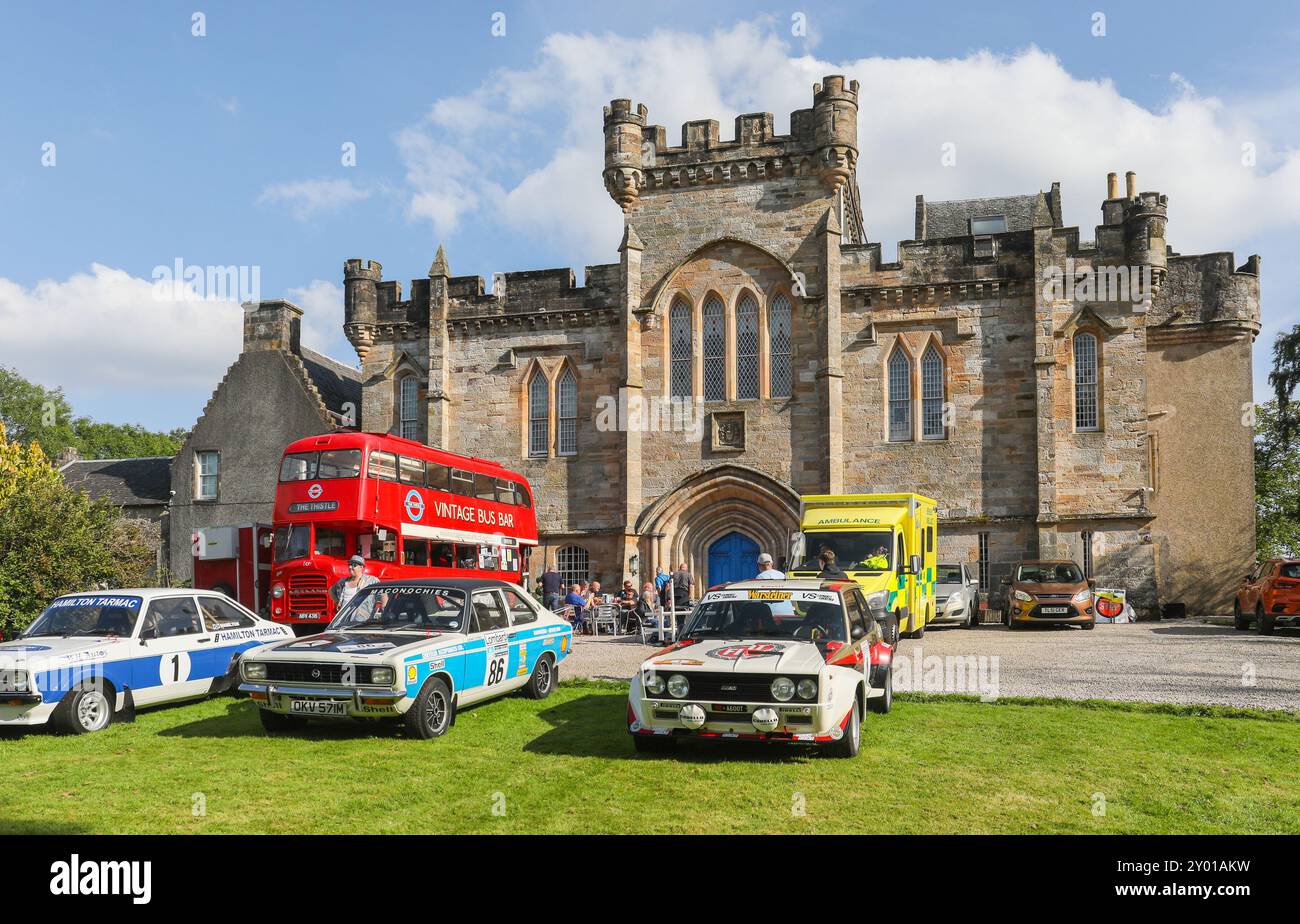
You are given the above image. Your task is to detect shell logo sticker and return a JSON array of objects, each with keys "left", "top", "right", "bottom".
[
  {"left": 707, "top": 643, "right": 786, "bottom": 660},
  {"left": 406, "top": 665, "right": 418, "bottom": 684}
]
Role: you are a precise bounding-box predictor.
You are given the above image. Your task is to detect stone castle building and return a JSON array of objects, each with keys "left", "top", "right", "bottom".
[{"left": 339, "top": 75, "right": 1261, "bottom": 617}]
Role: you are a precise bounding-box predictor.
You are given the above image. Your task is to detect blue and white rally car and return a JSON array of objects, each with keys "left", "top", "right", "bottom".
[
  {"left": 239, "top": 578, "right": 571, "bottom": 738},
  {"left": 0, "top": 589, "right": 293, "bottom": 734}
]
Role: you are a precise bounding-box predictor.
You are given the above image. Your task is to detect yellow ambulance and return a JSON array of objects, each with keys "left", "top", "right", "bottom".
[{"left": 788, "top": 493, "right": 938, "bottom": 645}]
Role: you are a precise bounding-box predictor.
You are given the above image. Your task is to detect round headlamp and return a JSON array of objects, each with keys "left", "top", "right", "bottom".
[
  {"left": 646, "top": 673, "right": 666, "bottom": 695},
  {"left": 667, "top": 674, "right": 690, "bottom": 698},
  {"left": 796, "top": 678, "right": 817, "bottom": 700},
  {"left": 770, "top": 676, "right": 795, "bottom": 701},
  {"left": 271, "top": 583, "right": 285, "bottom": 599}
]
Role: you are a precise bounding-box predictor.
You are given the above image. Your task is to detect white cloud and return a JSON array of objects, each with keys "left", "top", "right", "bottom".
[
  {"left": 285, "top": 279, "right": 354, "bottom": 361},
  {"left": 0, "top": 264, "right": 242, "bottom": 404},
  {"left": 257, "top": 177, "right": 371, "bottom": 221},
  {"left": 395, "top": 24, "right": 1300, "bottom": 266}
]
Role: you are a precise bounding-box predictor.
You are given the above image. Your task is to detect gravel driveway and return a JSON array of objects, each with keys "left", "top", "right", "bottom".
[{"left": 561, "top": 621, "right": 1300, "bottom": 712}]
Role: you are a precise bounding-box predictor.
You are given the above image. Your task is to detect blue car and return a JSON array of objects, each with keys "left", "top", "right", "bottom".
[{"left": 239, "top": 578, "right": 572, "bottom": 738}]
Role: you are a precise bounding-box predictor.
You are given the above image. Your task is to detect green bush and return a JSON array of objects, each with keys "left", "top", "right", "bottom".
[{"left": 0, "top": 426, "right": 154, "bottom": 637}]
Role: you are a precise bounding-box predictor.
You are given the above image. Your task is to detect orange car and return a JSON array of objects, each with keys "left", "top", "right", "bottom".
[{"left": 1234, "top": 559, "right": 1300, "bottom": 635}]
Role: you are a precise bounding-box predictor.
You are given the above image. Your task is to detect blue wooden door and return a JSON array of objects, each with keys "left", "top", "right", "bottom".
[{"left": 707, "top": 532, "right": 760, "bottom": 587}]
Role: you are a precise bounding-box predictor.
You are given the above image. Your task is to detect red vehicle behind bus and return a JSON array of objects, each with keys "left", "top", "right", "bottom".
[{"left": 268, "top": 431, "right": 538, "bottom": 628}]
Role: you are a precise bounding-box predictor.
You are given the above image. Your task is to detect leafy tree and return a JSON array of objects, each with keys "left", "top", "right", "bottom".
[
  {"left": 0, "top": 425, "right": 154, "bottom": 637},
  {"left": 1255, "top": 401, "right": 1300, "bottom": 559},
  {"left": 1269, "top": 322, "right": 1300, "bottom": 437},
  {"left": 0, "top": 365, "right": 184, "bottom": 461}
]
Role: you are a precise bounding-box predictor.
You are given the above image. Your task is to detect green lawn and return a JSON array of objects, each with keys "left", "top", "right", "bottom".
[{"left": 2, "top": 681, "right": 1297, "bottom": 834}]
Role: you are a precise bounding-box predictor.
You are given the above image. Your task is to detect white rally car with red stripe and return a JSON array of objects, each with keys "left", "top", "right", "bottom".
[{"left": 627, "top": 580, "right": 893, "bottom": 758}]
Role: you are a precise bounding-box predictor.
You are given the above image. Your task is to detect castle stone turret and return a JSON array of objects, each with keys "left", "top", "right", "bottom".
[
  {"left": 602, "top": 99, "right": 646, "bottom": 211},
  {"left": 812, "top": 75, "right": 859, "bottom": 190},
  {"left": 343, "top": 258, "right": 381, "bottom": 362}
]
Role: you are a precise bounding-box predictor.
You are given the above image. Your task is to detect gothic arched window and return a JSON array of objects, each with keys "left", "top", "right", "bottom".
[
  {"left": 736, "top": 293, "right": 759, "bottom": 400},
  {"left": 1073, "top": 332, "right": 1100, "bottom": 431},
  {"left": 669, "top": 299, "right": 693, "bottom": 399},
  {"left": 398, "top": 375, "right": 419, "bottom": 441},
  {"left": 527, "top": 370, "right": 549, "bottom": 457},
  {"left": 921, "top": 344, "right": 945, "bottom": 440},
  {"left": 769, "top": 292, "right": 792, "bottom": 399},
  {"left": 888, "top": 347, "right": 912, "bottom": 442},
  {"left": 702, "top": 295, "right": 726, "bottom": 402},
  {"left": 557, "top": 367, "right": 577, "bottom": 456}
]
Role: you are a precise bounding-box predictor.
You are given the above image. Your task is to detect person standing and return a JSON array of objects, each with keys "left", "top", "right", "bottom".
[
  {"left": 331, "top": 555, "right": 378, "bottom": 610},
  {"left": 754, "top": 552, "right": 786, "bottom": 580},
  {"left": 672, "top": 562, "right": 693, "bottom": 609},
  {"left": 654, "top": 565, "right": 672, "bottom": 594},
  {"left": 540, "top": 563, "right": 564, "bottom": 611}
]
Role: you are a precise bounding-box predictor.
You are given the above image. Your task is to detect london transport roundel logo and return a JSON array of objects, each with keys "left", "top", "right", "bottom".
[
  {"left": 307, "top": 483, "right": 323, "bottom": 500},
  {"left": 404, "top": 489, "right": 425, "bottom": 521}
]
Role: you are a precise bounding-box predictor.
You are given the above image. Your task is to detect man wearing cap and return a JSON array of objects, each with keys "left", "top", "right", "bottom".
[
  {"left": 331, "top": 555, "right": 379, "bottom": 610},
  {"left": 754, "top": 553, "right": 786, "bottom": 580}
]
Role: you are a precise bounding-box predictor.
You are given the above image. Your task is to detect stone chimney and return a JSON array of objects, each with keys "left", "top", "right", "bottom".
[
  {"left": 1106, "top": 172, "right": 1118, "bottom": 199},
  {"left": 1125, "top": 170, "right": 1137, "bottom": 199},
  {"left": 242, "top": 300, "right": 302, "bottom": 354}
]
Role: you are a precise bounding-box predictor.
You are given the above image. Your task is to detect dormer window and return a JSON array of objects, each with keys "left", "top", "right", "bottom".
[{"left": 970, "top": 215, "right": 1007, "bottom": 235}]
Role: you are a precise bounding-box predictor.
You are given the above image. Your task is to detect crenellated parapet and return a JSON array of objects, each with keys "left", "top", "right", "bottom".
[{"left": 602, "top": 75, "right": 859, "bottom": 210}]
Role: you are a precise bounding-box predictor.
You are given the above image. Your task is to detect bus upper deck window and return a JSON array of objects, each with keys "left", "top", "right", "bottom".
[
  {"left": 514, "top": 482, "right": 532, "bottom": 508},
  {"left": 399, "top": 455, "right": 426, "bottom": 486},
  {"left": 450, "top": 468, "right": 475, "bottom": 497},
  {"left": 426, "top": 463, "right": 450, "bottom": 492},
  {"left": 279, "top": 453, "right": 317, "bottom": 482},
  {"left": 475, "top": 474, "right": 497, "bottom": 501},
  {"left": 494, "top": 479, "right": 518, "bottom": 505},
  {"left": 369, "top": 451, "right": 397, "bottom": 481},
  {"left": 318, "top": 449, "right": 361, "bottom": 479}
]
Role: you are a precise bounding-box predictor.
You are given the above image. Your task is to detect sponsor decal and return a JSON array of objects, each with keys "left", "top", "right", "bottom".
[
  {"left": 336, "top": 642, "right": 395, "bottom": 653},
  {"left": 747, "top": 590, "right": 792, "bottom": 600},
  {"left": 1, "top": 644, "right": 51, "bottom": 652},
  {"left": 652, "top": 658, "right": 704, "bottom": 666},
  {"left": 428, "top": 659, "right": 445, "bottom": 670},
  {"left": 406, "top": 665, "right": 418, "bottom": 683},
  {"left": 50, "top": 595, "right": 141, "bottom": 609},
  {"left": 707, "top": 643, "right": 786, "bottom": 661}
]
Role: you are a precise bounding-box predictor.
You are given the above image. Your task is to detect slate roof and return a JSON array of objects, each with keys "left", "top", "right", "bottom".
[
  {"left": 60, "top": 456, "right": 173, "bottom": 508},
  {"left": 299, "top": 348, "right": 363, "bottom": 419},
  {"left": 919, "top": 192, "right": 1056, "bottom": 240}
]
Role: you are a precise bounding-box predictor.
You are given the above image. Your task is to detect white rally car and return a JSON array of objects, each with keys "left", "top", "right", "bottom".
[
  {"left": 0, "top": 589, "right": 292, "bottom": 734},
  {"left": 239, "top": 578, "right": 571, "bottom": 738},
  {"left": 627, "top": 580, "right": 893, "bottom": 757}
]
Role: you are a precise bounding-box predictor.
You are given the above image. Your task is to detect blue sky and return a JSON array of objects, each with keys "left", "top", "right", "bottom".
[{"left": 2, "top": 0, "right": 1297, "bottom": 430}]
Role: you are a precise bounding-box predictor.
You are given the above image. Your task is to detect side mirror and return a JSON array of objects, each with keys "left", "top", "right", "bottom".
[
  {"left": 850, "top": 624, "right": 866, "bottom": 641},
  {"left": 909, "top": 554, "right": 921, "bottom": 575}
]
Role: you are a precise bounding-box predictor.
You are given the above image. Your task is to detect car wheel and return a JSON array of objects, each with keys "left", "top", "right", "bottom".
[
  {"left": 882, "top": 611, "right": 900, "bottom": 647},
  {"left": 523, "top": 654, "right": 556, "bottom": 700},
  {"left": 828, "top": 700, "right": 861, "bottom": 758},
  {"left": 633, "top": 734, "right": 677, "bottom": 753},
  {"left": 403, "top": 677, "right": 454, "bottom": 739},
  {"left": 1256, "top": 605, "right": 1275, "bottom": 636},
  {"left": 1233, "top": 600, "right": 1249, "bottom": 631},
  {"left": 258, "top": 708, "right": 307, "bottom": 733},
  {"left": 55, "top": 682, "right": 114, "bottom": 734},
  {"left": 868, "top": 666, "right": 893, "bottom": 714},
  {"left": 1081, "top": 620, "right": 1095, "bottom": 631}
]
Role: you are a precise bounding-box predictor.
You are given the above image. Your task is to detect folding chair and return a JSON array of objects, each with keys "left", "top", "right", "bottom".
[{"left": 591, "top": 604, "right": 619, "bottom": 636}]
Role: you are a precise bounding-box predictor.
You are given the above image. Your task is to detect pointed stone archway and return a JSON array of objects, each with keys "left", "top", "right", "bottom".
[{"left": 635, "top": 465, "right": 801, "bottom": 587}]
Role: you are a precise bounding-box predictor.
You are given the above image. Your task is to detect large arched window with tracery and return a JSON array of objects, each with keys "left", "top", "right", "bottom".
[
  {"left": 702, "top": 296, "right": 726, "bottom": 402},
  {"left": 669, "top": 299, "right": 693, "bottom": 399},
  {"left": 769, "top": 293, "right": 792, "bottom": 399},
  {"left": 736, "top": 293, "right": 760, "bottom": 400},
  {"left": 921, "top": 344, "right": 945, "bottom": 440}
]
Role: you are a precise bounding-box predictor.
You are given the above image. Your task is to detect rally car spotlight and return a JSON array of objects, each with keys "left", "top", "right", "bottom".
[
  {"left": 242, "top": 661, "right": 268, "bottom": 681},
  {"left": 667, "top": 674, "right": 690, "bottom": 698},
  {"left": 752, "top": 707, "right": 780, "bottom": 732},
  {"left": 678, "top": 703, "right": 706, "bottom": 729},
  {"left": 796, "top": 678, "right": 817, "bottom": 700},
  {"left": 645, "top": 673, "right": 666, "bottom": 695},
  {"left": 771, "top": 676, "right": 795, "bottom": 701}
]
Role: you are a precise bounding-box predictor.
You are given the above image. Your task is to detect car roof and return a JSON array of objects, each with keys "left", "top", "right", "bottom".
[
  {"left": 1016, "top": 560, "right": 1079, "bottom": 567},
  {"left": 368, "top": 577, "right": 522, "bottom": 591},
  {"left": 707, "top": 579, "right": 854, "bottom": 593},
  {"left": 56, "top": 588, "right": 243, "bottom": 599}
]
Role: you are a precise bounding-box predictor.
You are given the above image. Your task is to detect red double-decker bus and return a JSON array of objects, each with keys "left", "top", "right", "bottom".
[{"left": 268, "top": 431, "right": 538, "bottom": 628}]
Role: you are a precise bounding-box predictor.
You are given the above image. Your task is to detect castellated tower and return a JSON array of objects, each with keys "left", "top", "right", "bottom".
[
  {"left": 343, "top": 258, "right": 381, "bottom": 363},
  {"left": 601, "top": 75, "right": 864, "bottom": 255}
]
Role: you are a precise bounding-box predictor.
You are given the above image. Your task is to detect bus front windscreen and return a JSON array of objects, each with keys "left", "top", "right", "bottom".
[
  {"left": 798, "top": 531, "right": 893, "bottom": 571},
  {"left": 274, "top": 524, "right": 311, "bottom": 563}
]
